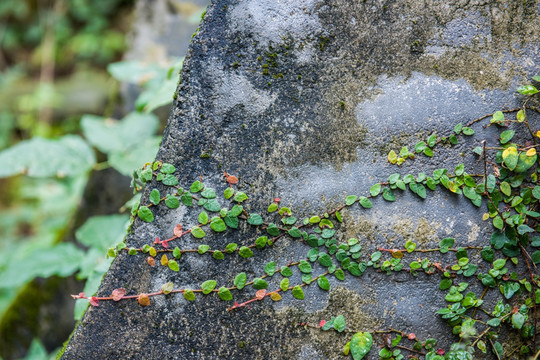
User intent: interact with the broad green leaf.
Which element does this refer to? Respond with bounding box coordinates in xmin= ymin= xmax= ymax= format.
xmin=234 ymin=191 xmax=248 ymax=203
xmin=462 ymin=127 xmax=474 ymax=135
xmin=164 ymin=195 xmax=180 ymax=209
xmin=0 ymin=135 xmax=95 ymax=178
xmin=224 ymin=187 xmax=234 ymax=199
xmin=201 ymin=188 xmax=216 ymax=199
xmin=183 ymin=289 xmax=196 ymax=301
xmin=234 ymin=273 xmax=247 ymax=289
xmin=370 ymin=183 xmax=381 ymax=197
xmin=502 ymin=146 xmax=518 ymax=170
xmin=499 ymin=130 xmax=515 ymax=144
xmin=288 ymin=227 xmax=302 ymax=238
xmin=201 ymin=280 xmax=217 ymax=294
xmin=318 ymin=276 xmax=330 ymax=291
xmin=265 ymin=262 xmax=276 ymax=276
xmin=191 ymin=227 xmax=206 ymax=238
xmin=500 ymin=182 xmax=511 ymax=196
xmin=218 ymin=287 xmax=232 ymax=301
xmin=511 ymin=313 xmax=525 ymax=329
xmin=168 ymin=260 xmax=179 ymax=271
xmin=212 ymin=250 xmax=224 ymax=260
xmin=280 ymin=278 xmax=289 ymax=292
xmin=514 ymin=152 xmax=537 ymax=173
xmin=517 ymin=84 xmax=539 ymax=95
xmin=247 ymin=214 xmax=264 ymax=226
xmin=203 ymin=199 xmax=221 ymax=212
xmin=108 ymin=136 xmax=161 ymax=176
xmin=149 ymin=189 xmax=160 ymax=205
xmin=137 ymin=206 xmax=154 ymax=222
xmin=190 ymin=181 xmax=204 ymax=192
xmin=350 ymin=332 xmax=373 ymax=360
xmin=382 ymin=188 xmax=395 ymax=201
xmin=210 ymin=218 xmax=227 ymax=232
xmin=346 ymin=195 xmax=357 ymax=206
xmin=75 ymin=215 xmax=130 ymax=251
xmin=198 ymin=211 xmax=209 ymax=225
xmin=292 ymin=286 xmax=304 ymax=299
xmin=335 ymin=268 xmax=345 ymax=281
xmin=532 ymin=251 xmax=540 ymax=264
xmin=333 ymin=315 xmax=346 ymax=332
xmin=253 ymin=278 xmax=268 ymax=289
xmin=359 ymin=197 xmax=372 ymax=209
xmin=238 ymin=246 xmax=253 ymax=258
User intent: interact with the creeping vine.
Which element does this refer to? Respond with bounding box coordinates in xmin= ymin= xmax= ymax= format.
xmin=73 ymin=78 xmax=540 ymax=359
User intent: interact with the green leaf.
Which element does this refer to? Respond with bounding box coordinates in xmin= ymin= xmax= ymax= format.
xmin=137 ymin=206 xmax=154 ymax=222
xmin=191 ymin=227 xmax=206 ymax=238
xmin=224 ymin=187 xmax=234 ymax=199
xmin=318 ymin=253 xmax=333 ymax=267
xmin=292 ymin=286 xmax=304 ymax=299
xmin=346 ymin=195 xmax=358 ymax=206
xmin=247 ymin=214 xmax=264 ymax=226
xmin=532 ymin=251 xmax=540 ymax=264
xmin=149 ymin=189 xmax=161 ymax=205
xmin=487 ymin=318 xmax=501 ymax=327
xmin=500 ymin=130 xmax=515 ymax=144
xmin=502 ymin=146 xmax=518 ymax=170
xmin=203 ymin=199 xmax=221 ymax=212
xmin=370 ymin=183 xmax=381 ymax=197
xmin=481 ymin=247 xmax=494 ymax=262
xmin=288 ymin=227 xmax=302 ymax=238
xmin=201 ymin=188 xmax=216 ymax=199
xmin=382 ymin=188 xmax=395 ymax=201
xmin=334 ymin=315 xmax=346 ymax=332
xmin=335 ymin=268 xmax=345 ymax=281
xmin=511 ymin=312 xmax=525 ymax=329
xmin=267 ymin=203 xmax=278 ymax=212
xmin=168 ymin=259 xmax=179 ymax=271
xmin=318 ymin=276 xmax=330 ymax=291
xmin=239 ymin=246 xmax=253 ymax=258
xmin=183 ymin=289 xmax=196 ymax=301
xmin=0 ymin=135 xmax=96 ymax=178
xmin=493 ymin=216 xmax=504 ymax=230
xmin=213 ymin=250 xmax=224 ymax=260
xmin=298 ymin=260 xmax=312 ymax=273
xmin=162 ymin=174 xmax=178 ymax=186
xmin=201 ymin=280 xmax=217 ymax=294
xmin=281 ymin=266 xmax=293 ymax=277
xmin=503 ymin=282 xmax=520 ymax=299
xmin=267 ymin=223 xmax=280 ymax=236
xmin=439 ymin=237 xmax=454 ymax=253
xmin=180 ymin=192 xmax=193 ymax=206
xmin=165 ymin=195 xmax=180 ymax=209
xmin=160 ymin=163 xmax=176 ymax=174
xmin=173 ymin=247 xmax=182 ymax=259
xmin=198 ymin=211 xmax=209 ymax=225
xmin=500 ymin=181 xmax=511 ymax=196
xmin=491 ymin=111 xmax=505 ymax=124
xmin=453 ymin=123 xmax=462 ymax=134
xmin=462 ymin=127 xmax=474 ymax=135
xmin=455 ymin=163 xmax=464 ymax=176
xmin=233 ymin=191 xmax=248 ymax=203
xmin=234 ymin=273 xmax=247 ymax=290
xmin=198 ymin=245 xmax=210 ymax=254
xmin=218 ymin=287 xmax=232 ymax=301
xmin=190 ymin=181 xmax=204 ymax=193
xmin=427 ymin=134 xmax=437 ymax=147
xmin=350 ymin=332 xmax=373 ymax=360
xmin=255 ymin=236 xmax=268 ymax=249
xmin=514 ymin=152 xmax=537 ymax=173
xmin=253 ymin=278 xmax=268 ymax=289
xmin=225 ymin=243 xmax=238 ymax=253
xmin=210 ymin=218 xmax=227 ymax=232
xmin=230 ymin=205 xmax=243 ymax=217
xmin=359 ymin=197 xmax=372 ymax=209
xmin=439 ymin=279 xmax=452 ymax=290
xmin=76 ymin=215 xmax=130 ymax=251
xmin=280 ymin=278 xmax=289 ymax=292
xmin=517 ymin=84 xmax=539 ymax=95
xmin=265 ymin=262 xmax=276 ymax=276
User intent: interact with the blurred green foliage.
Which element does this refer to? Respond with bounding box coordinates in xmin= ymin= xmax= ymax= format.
xmin=0 ymin=0 xmax=185 ymax=358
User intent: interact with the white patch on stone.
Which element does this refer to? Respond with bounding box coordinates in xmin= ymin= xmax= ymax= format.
xmin=205 ymin=58 xmax=277 ymax=116
xmin=229 ymin=0 xmax=322 ymax=47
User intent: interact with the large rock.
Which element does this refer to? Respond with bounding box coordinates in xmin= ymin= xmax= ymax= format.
xmin=62 ymin=0 xmax=539 ymax=359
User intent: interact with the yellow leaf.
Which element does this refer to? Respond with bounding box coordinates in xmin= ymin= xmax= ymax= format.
xmin=526 ymin=148 xmax=536 ymax=157
xmin=537 ymin=130 xmax=540 ymax=138
xmin=160 ymin=254 xmax=168 ymax=266
xmin=387 ymin=150 xmax=397 ymax=164
xmin=137 ymin=294 xmax=150 ymax=306
xmin=391 ymin=250 xmax=404 ymax=259
xmin=482 ymin=213 xmax=489 ymax=221
xmin=270 ymin=292 xmax=282 ymax=301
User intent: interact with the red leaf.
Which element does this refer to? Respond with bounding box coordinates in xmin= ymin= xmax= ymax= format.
xmin=274 ymin=198 xmax=281 ymax=202
xmin=154 ymin=237 xmax=160 ymax=244
xmin=138 ymin=294 xmax=150 ymax=306
xmin=161 ymin=241 xmax=169 ymax=249
xmin=436 ymin=349 xmax=445 ymax=355
xmin=226 ymin=175 xmax=239 ymax=184
xmin=89 ymin=297 xmax=99 ymax=307
xmin=255 ymin=289 xmax=266 ymax=300
xmin=147 ymin=256 xmax=156 ymax=267
xmin=408 ymin=333 xmax=416 ymax=340
xmin=319 ymin=320 xmax=326 ymax=328
xmin=111 ymin=288 xmax=126 ymax=301
xmin=174 ymin=224 xmax=183 ymax=237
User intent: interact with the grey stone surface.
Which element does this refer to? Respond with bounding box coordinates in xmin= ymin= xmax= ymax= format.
xmin=63 ymin=0 xmax=540 ymax=359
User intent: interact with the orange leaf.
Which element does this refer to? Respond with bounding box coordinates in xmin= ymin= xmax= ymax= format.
xmin=227 ymin=175 xmax=238 ymax=184
xmin=160 ymin=254 xmax=168 ymax=266
xmin=111 ymin=288 xmax=126 ymax=301
xmin=147 ymin=256 xmax=155 ymax=267
xmin=255 ymin=289 xmax=267 ymax=300
xmin=174 ymin=224 xmax=183 ymax=237
xmin=137 ymin=294 xmax=150 ymax=306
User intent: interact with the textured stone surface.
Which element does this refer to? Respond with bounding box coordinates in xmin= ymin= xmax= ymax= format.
xmin=63 ymin=0 xmax=540 ymax=359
